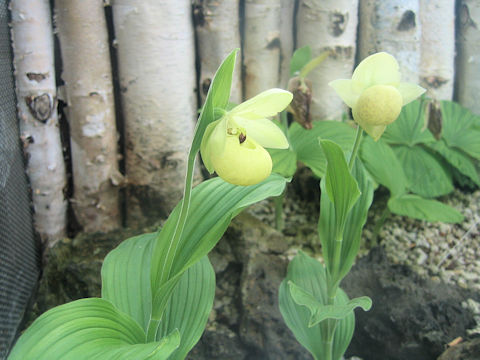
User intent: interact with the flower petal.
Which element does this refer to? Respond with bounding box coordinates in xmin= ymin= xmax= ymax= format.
xmin=230 ymin=88 xmax=293 ymax=118
xmin=328 ymin=79 xmax=360 ymax=108
xmin=361 ymin=123 xmax=387 ymax=141
xmin=233 ymin=117 xmax=289 ymax=149
xmin=200 ymin=118 xmax=225 ymax=173
xmin=352 ymin=52 xmax=401 ymax=87
xmin=397 ymin=82 xmax=426 ymax=105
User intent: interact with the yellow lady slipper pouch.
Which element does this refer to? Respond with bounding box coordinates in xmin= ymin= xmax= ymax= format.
xmin=329 ymin=52 xmax=425 ymax=141
xmin=200 ymin=88 xmax=292 ymax=186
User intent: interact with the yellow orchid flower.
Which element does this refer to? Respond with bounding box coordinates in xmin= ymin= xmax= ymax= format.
xmin=329 ymin=52 xmax=426 ymax=140
xmin=200 ymin=88 xmax=293 ymax=186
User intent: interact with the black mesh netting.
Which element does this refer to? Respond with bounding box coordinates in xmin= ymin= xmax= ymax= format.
xmin=0 ymin=3 xmax=39 ymax=359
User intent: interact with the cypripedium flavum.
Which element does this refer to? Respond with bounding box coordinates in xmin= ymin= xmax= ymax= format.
xmin=200 ymin=88 xmax=293 ymax=186
xmin=329 ymin=52 xmax=426 ymax=141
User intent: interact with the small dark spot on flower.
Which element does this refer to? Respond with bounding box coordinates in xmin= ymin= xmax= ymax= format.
xmin=239 ymin=133 xmax=246 ymax=144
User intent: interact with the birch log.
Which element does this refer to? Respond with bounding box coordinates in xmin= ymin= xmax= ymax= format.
xmin=279 ymin=0 xmax=295 ymax=88
xmin=112 ymin=1 xmax=197 ymax=225
xmin=194 ymin=0 xmax=242 ymax=104
xmin=55 ymin=0 xmax=122 ymax=233
xmin=243 ymin=0 xmax=282 ymax=99
xmin=456 ymin=0 xmax=480 ymax=114
xmin=358 ymin=0 xmax=421 ymax=83
xmin=296 ymin=0 xmax=359 ymax=120
xmin=419 ymin=0 xmax=455 ymax=100
xmin=10 ymin=0 xmax=67 ymax=244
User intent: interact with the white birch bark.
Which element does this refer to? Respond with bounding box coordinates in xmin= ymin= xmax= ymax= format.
xmin=194 ymin=0 xmax=242 ymax=104
xmin=279 ymin=0 xmax=295 ymax=88
xmin=112 ymin=1 xmax=197 ymax=225
xmin=456 ymin=0 xmax=480 ymax=114
xmin=55 ymin=0 xmax=122 ymax=233
xmin=10 ymin=0 xmax=67 ymax=245
xmin=243 ymin=0 xmax=283 ymax=99
xmin=419 ymin=0 xmax=455 ymax=100
xmin=296 ymin=0 xmax=359 ymax=120
xmin=358 ymin=0 xmax=421 ymax=83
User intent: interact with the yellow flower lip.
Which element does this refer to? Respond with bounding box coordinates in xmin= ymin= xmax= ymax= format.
xmin=328 ymin=52 xmax=426 ymax=141
xmin=200 ymin=88 xmax=292 ymax=186
xmin=210 ymin=135 xmax=272 ymax=186
xmin=353 ymin=85 xmax=403 ymax=126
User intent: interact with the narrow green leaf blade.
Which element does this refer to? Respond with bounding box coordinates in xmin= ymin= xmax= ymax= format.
xmin=150 ymin=174 xmax=287 ymax=319
xmin=279 ymin=252 xmax=354 ymax=360
xmin=359 ymin=136 xmax=407 ymax=196
xmin=388 ymin=194 xmax=464 ymax=223
xmin=320 ymin=140 xmax=360 ymax=238
xmin=156 ymin=256 xmax=215 ymax=360
xmin=102 ymin=233 xmax=156 ymax=332
xmin=191 ymin=49 xmax=238 ymax=155
xmin=8 ymin=299 xmax=180 ymax=360
xmin=394 ymin=145 xmax=453 ymax=197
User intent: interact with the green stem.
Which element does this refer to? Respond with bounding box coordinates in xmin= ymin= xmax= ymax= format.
xmin=348 ymin=126 xmax=363 ymax=171
xmin=157 ymin=151 xmax=196 ymax=286
xmin=372 ymin=207 xmax=390 ymax=246
xmin=274 ymin=192 xmax=285 ymax=231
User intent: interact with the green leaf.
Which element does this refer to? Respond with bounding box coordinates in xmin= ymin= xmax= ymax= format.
xmin=426 ymin=140 xmax=480 ymax=186
xmin=290 ymin=46 xmax=311 ymax=76
xmin=290 ymin=121 xmax=356 ymax=178
xmin=191 ymin=49 xmax=238 ymax=156
xmin=8 ymin=299 xmax=180 ymax=360
xmin=289 ymin=281 xmax=372 ymax=327
xmin=382 ymin=100 xmax=435 ymax=146
xmin=150 ymin=174 xmax=287 ymax=320
xmin=102 ymin=236 xmax=215 ymax=359
xmin=388 ymin=194 xmax=464 ymax=223
xmin=156 ymin=256 xmax=215 ymax=360
xmin=320 ymin=140 xmax=360 ymax=240
xmin=440 ymin=100 xmax=480 ymax=159
xmin=279 ymin=252 xmax=354 ymax=360
xmin=394 ymin=145 xmax=453 ymax=197
xmin=359 ymin=136 xmax=407 ymax=197
xmin=269 ymin=147 xmax=297 ymax=177
xmin=102 ymin=233 xmax=156 ymax=332
xmin=318 ymin=159 xmax=374 ymax=282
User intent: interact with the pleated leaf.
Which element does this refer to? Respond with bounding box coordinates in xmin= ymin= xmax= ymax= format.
xmin=289 ymin=121 xmax=356 ymax=178
xmin=156 ymin=256 xmax=215 ymax=360
xmin=102 ymin=233 xmax=156 ymax=332
xmin=269 ymin=147 xmax=297 ymax=178
xmin=440 ymin=100 xmax=480 ymax=159
xmin=289 ymin=281 xmax=371 ymax=327
xmin=318 ymin=159 xmax=373 ymax=282
xmin=393 ymin=145 xmax=453 ymax=197
xmin=388 ymin=194 xmax=464 ymax=223
xmin=279 ymin=252 xmax=355 ymax=360
xmin=150 ymin=174 xmax=287 ymax=320
xmin=382 ymin=100 xmax=435 ymax=146
xmin=8 ymin=298 xmax=180 ymax=360
xmin=359 ymin=136 xmax=407 ymax=197
xmin=427 ymin=140 xmax=480 ymax=186
xmin=320 ymin=140 xmax=360 ymax=242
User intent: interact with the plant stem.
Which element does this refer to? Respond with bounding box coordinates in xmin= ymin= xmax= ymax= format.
xmin=274 ymin=192 xmax=285 ymax=231
xmin=157 ymin=151 xmax=196 ymax=285
xmin=348 ymin=126 xmax=363 ymax=171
